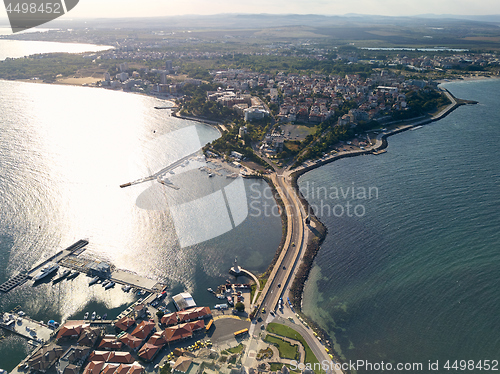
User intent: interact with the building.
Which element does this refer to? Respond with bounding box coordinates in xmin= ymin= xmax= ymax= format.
xmin=172 ymin=292 xmax=196 ymax=311
xmin=133 ymin=304 xmax=147 ymax=320
xmin=165 ymin=60 xmax=173 ymax=72
xmin=238 ymin=126 xmax=247 ymax=138
xmin=160 ymin=72 xmax=168 ymax=85
xmin=230 ymin=151 xmax=243 ymax=160
xmin=172 ymin=357 xmax=193 ymax=374
xmin=244 ymin=107 xmax=269 ymax=121
xmin=27 ymin=344 xmax=64 ymax=372
xmin=86 ymin=262 xmax=111 ymax=277
xmin=119 ymin=63 xmax=128 ymax=72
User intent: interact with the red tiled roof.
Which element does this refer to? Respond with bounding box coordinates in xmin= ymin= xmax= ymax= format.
xmin=172 ymin=356 xmax=192 ymax=374
xmin=127 ymin=363 xmax=144 ymax=374
xmin=83 ymin=361 xmax=105 ymax=374
xmin=98 ymin=338 xmax=123 ymax=351
xmin=130 ymin=320 xmax=155 ymax=340
xmin=175 ymin=310 xmax=195 ymax=323
xmin=119 ymin=333 xmax=143 ymax=349
xmin=114 ymin=317 xmax=136 ymax=332
xmin=107 ymin=352 xmax=134 ymax=364
xmin=115 ymin=364 xmax=131 ymax=374
xmin=101 ymin=363 xmax=119 ymax=374
xmin=146 ymin=332 xmax=166 ymax=347
xmin=162 ymin=323 xmax=192 ymax=343
xmin=89 ymin=351 xmax=111 ymax=362
xmin=138 ymin=343 xmax=161 ymax=361
xmin=57 ymin=322 xmax=88 ymax=339
xmin=160 ymin=312 xmax=178 ymax=326
xmin=188 ymin=319 xmax=205 ymax=331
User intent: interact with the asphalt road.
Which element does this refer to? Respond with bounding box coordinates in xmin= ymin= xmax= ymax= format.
xmin=247 ymin=165 xmax=341 ymax=374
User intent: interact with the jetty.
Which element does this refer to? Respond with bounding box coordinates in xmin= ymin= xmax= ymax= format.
xmin=0 ymin=239 xmax=88 ymax=294
xmin=0 ymin=312 xmax=54 ymax=344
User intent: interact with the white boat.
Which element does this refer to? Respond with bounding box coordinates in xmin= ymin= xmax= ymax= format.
xmin=104 ymin=281 xmax=115 ymax=290
xmin=91 ymin=311 xmax=96 ymax=321
xmin=121 ymin=285 xmax=131 ymax=292
xmin=84 ymin=312 xmax=89 ymax=320
xmin=33 ymin=263 xmax=59 ymax=282
xmin=101 ymin=280 xmax=110 ymax=287
xmin=89 ymin=276 xmax=100 ymax=285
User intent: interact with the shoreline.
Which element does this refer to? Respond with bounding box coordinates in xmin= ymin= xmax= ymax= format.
xmin=289 ymin=86 xmax=468 ymax=180
xmin=0 ymin=74 xmax=480 ymax=369
xmin=283 ymin=83 xmax=475 ymax=367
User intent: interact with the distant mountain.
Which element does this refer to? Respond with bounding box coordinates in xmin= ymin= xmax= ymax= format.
xmin=415 ymin=14 xmax=500 ymax=23
xmin=48 ymin=13 xmax=500 ymax=30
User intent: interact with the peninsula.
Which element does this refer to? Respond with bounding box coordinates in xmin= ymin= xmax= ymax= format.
xmin=0 ymin=13 xmax=495 ymax=374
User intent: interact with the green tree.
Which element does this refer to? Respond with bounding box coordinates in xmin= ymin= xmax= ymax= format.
xmin=235 ymin=302 xmax=245 ymax=312
xmin=160 ymin=364 xmax=172 ymax=374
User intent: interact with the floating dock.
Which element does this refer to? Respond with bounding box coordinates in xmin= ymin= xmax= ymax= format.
xmin=0 ymin=239 xmax=88 ymax=294
xmin=0 ymin=273 xmax=30 ymax=293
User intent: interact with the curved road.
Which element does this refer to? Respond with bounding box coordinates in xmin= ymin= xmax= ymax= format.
xmin=244 ymin=165 xmax=341 ymax=373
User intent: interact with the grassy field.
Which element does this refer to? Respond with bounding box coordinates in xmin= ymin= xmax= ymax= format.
xmin=269 ymin=362 xmax=301 ymax=373
xmin=266 ymin=323 xmax=320 ymax=368
xmin=223 ymin=343 xmax=244 ymax=355
xmin=264 ymin=334 xmax=299 ymax=360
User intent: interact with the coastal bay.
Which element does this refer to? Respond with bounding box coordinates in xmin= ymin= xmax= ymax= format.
xmin=0 ymin=79 xmax=283 ymax=371
xmin=299 ymin=79 xmax=500 ymax=372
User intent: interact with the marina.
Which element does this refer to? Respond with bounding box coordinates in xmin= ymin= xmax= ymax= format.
xmin=0 ymin=311 xmax=54 ymax=345
xmin=0 ymin=240 xmax=88 ymax=294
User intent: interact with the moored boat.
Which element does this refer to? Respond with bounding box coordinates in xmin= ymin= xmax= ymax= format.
xmin=52 ymin=269 xmax=71 ymax=283
xmin=84 ymin=312 xmax=89 ymax=320
xmin=89 ymin=276 xmax=100 ymax=285
xmin=66 ymin=271 xmax=79 ymax=280
xmin=91 ymin=311 xmax=96 ymax=321
xmin=33 ymin=263 xmax=59 ymax=282
xmin=104 ymin=281 xmax=115 ymax=290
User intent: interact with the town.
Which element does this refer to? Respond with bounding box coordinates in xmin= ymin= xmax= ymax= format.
xmin=0 ymin=13 xmax=497 ymax=374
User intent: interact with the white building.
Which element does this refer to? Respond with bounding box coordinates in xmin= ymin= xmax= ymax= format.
xmin=172 ymin=292 xmax=196 ymax=311
xmin=231 ymin=151 xmax=243 ymax=160
xmin=244 ymin=107 xmax=269 ymax=121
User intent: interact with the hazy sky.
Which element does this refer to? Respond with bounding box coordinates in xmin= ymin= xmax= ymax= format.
xmin=1 ymin=0 xmax=499 ymax=21
xmin=66 ymin=0 xmax=499 ymax=18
